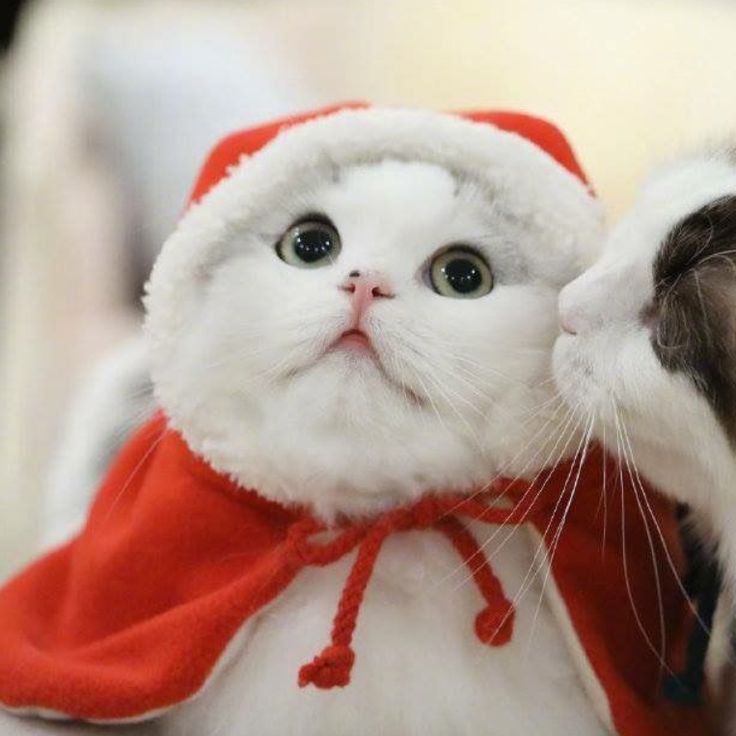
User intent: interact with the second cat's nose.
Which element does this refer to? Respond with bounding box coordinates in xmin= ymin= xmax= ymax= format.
xmin=559 ymin=309 xmax=579 ymax=336
xmin=340 ymin=270 xmax=394 ymax=321
xmin=558 ymin=281 xmax=589 ymax=336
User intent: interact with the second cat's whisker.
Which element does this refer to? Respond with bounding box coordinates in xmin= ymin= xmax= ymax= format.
xmin=524 ymin=413 xmax=595 ymax=658
xmin=432 ymin=395 xmax=579 ymax=548
xmin=499 ymin=410 xmax=591 ymax=617
xmin=440 ymin=403 xmax=588 ymax=595
xmin=611 ymin=401 xmax=675 ymax=680
xmin=617 ymin=406 xmax=714 ymax=643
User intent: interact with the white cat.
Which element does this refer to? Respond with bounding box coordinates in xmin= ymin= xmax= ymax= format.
xmin=2 ymin=107 xmax=613 ymax=735
xmin=144 ymin=107 xmax=604 ymax=735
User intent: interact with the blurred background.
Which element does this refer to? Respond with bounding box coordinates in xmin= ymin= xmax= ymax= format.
xmin=1 ymin=0 xmax=736 ymax=579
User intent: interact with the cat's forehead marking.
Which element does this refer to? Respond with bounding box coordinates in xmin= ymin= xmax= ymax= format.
xmin=652 ymin=194 xmax=736 ymax=444
xmin=311 ymin=160 xmax=525 ymax=270
xmin=320 ymin=154 xmax=492 ymax=202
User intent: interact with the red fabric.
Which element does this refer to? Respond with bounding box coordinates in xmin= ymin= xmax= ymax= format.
xmin=0 ymin=415 xmax=713 ymax=734
xmin=187 ymin=102 xmax=591 ymax=207
xmin=459 ymin=108 xmax=591 ymax=185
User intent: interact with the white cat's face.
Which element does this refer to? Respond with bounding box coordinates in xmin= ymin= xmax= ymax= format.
xmin=145 ymin=110 xmax=602 ymax=520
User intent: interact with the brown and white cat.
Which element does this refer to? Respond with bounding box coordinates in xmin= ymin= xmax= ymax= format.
xmin=553 ymin=149 xmax=736 ymax=729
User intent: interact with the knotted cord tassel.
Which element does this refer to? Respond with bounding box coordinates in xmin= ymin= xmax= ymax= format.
xmin=299 ymin=526 xmax=389 ymax=689
xmin=435 ymin=516 xmax=515 ymax=646
xmin=474 ymin=602 xmax=514 ymax=646
xmin=298 ymin=493 xmax=527 ymax=689
xmin=298 ymin=644 xmax=355 ymax=689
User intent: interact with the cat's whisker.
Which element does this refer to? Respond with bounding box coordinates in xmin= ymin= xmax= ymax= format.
xmin=422 ymin=362 xmax=497 ymax=417
xmin=457 ymin=404 xmax=587 ymax=583
xmin=387 ymin=326 xmax=545 ymax=390
xmin=524 ymin=412 xmax=595 ymax=657
xmin=441 ymin=402 xmax=588 ymax=596
xmin=420 ymin=356 xmax=549 ymax=428
xmin=516 ymin=391 xmax=565 ymax=419
xmin=598 ymin=416 xmax=609 ymax=555
xmin=502 ymin=407 xmax=591 ymax=602
xmin=106 ymin=402 xmax=158 ymax=442
xmin=473 ymin=408 xmax=591 ymax=644
xmin=417 ymin=368 xmax=485 ymax=446
xmin=384 ymin=350 xmax=426 ymax=415
xmin=400 ymin=361 xmax=455 ymax=439
xmin=431 ymin=403 xmax=579 ymax=590
xmin=617 ymin=406 xmax=714 ymax=641
xmin=611 ymin=400 xmax=675 ymax=680
xmin=492 ymin=394 xmax=585 ymax=488
xmin=99 ymin=425 xmax=167 ymax=527
xmin=433 ymin=393 xmax=579 ymax=542
xmin=620 ymin=440 xmax=668 ymax=686
xmin=459 ymin=395 xmax=581 ymax=520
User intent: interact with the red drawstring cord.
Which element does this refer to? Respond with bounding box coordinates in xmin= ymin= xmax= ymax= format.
xmin=298 ymin=524 xmax=390 ymax=688
xmin=293 ymin=492 xmax=530 ymax=689
xmin=434 ymin=517 xmax=514 ymax=646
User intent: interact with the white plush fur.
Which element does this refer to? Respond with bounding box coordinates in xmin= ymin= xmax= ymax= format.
xmin=140 ymin=108 xmax=607 ymax=734
xmin=553 ymin=152 xmax=736 ymax=712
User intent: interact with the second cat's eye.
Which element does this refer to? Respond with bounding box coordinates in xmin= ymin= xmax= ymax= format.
xmin=429 ymin=246 xmax=493 ymax=298
xmin=276 ymin=216 xmax=341 ymax=268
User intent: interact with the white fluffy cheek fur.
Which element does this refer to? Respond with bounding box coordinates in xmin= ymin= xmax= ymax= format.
xmin=553 ymin=330 xmax=658 ymax=422
xmin=156 ymin=238 xmax=562 ymax=519
xmin=553 ymin=328 xmax=731 ymax=508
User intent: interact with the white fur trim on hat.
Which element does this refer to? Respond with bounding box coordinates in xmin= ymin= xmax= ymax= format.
xmin=144 ymin=107 xmax=603 ymax=364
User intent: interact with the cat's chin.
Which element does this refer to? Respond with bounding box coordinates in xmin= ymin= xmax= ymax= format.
xmin=284 ymin=346 xmax=423 ymax=415
xmin=170 ymin=387 xmax=570 ymax=523
xmin=155 ymin=333 xmax=569 ymax=521
xmin=163 ymin=373 xmax=490 ymax=521
xmin=323 ymin=344 xmax=426 ymax=408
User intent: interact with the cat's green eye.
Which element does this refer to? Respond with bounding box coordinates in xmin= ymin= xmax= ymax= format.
xmin=276 ymin=217 xmax=341 ymax=268
xmin=429 ymin=246 xmax=493 ymax=298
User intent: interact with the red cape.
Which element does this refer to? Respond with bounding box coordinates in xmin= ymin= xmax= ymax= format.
xmin=0 ymin=414 xmax=713 ymax=734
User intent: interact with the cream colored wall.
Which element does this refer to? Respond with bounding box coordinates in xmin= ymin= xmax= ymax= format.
xmin=274 ymin=0 xmax=736 ymax=216
xmin=1 ymin=0 xmax=735 ymax=577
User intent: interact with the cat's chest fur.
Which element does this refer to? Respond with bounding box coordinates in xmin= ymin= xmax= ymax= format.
xmin=162 ymin=521 xmax=605 ymax=736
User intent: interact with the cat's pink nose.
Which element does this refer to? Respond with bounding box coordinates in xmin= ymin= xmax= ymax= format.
xmin=340 ymin=270 xmax=394 ymax=323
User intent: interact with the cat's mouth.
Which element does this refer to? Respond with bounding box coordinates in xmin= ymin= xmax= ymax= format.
xmin=335 ymin=328 xmax=372 ymax=352
xmin=325 ymin=328 xmax=425 ymax=407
